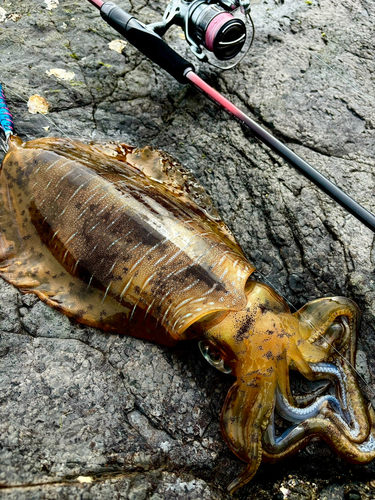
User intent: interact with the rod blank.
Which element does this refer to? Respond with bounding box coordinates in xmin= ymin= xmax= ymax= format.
xmin=90 ymin=0 xmax=375 ymax=233
xmin=186 ymin=71 xmax=375 ymax=233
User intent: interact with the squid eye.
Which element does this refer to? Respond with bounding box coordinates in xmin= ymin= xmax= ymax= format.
xmin=325 ymin=321 xmax=344 ymax=342
xmin=313 ymin=316 xmax=349 ymax=351
xmin=198 ymin=341 xmax=232 ymax=374
xmin=333 ymin=316 xmax=350 ymax=352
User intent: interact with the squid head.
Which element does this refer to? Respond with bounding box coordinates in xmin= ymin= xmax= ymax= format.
xmin=197 ymin=281 xmax=375 ymax=493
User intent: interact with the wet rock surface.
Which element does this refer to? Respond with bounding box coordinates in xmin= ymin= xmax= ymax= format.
xmin=1 ymin=0 xmax=375 ymax=498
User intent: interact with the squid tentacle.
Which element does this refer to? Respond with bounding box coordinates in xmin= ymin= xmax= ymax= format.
xmin=262 ymin=408 xmax=375 ymax=462
xmin=276 ymin=387 xmax=347 ymax=424
xmin=294 ymin=381 xmax=332 ymax=406
xmin=275 ymin=362 xmax=350 ymax=424
xmin=309 ymin=362 xmax=348 ymax=410
xmin=319 ymin=360 xmax=373 ymax=444
xmin=221 ymin=377 xmax=275 ymax=494
xmin=263 ymin=359 xmax=375 ymax=460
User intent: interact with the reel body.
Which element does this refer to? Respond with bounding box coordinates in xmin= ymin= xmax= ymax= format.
xmin=147 ymin=0 xmax=254 ymax=69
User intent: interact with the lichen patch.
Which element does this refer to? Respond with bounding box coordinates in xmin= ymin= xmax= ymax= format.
xmin=0 ymin=7 xmax=7 ymax=22
xmin=44 ymin=0 xmax=59 ymax=10
xmin=46 ymin=68 xmax=75 ymax=81
xmin=108 ymin=39 xmax=127 ymax=54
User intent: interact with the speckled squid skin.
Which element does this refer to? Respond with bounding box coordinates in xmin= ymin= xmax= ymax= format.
xmin=1 ymin=136 xmax=375 ymax=494
xmin=199 ymin=285 xmax=375 ymax=491
xmin=0 ymin=136 xmax=254 ymax=344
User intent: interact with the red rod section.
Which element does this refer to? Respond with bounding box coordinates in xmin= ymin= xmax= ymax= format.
xmin=185 ymin=70 xmax=375 ymax=234
xmin=87 ymin=0 xmax=104 ymax=9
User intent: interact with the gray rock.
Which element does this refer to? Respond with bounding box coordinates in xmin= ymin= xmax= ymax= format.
xmin=1 ymin=0 xmax=375 ymax=498
xmin=320 ymin=484 xmax=344 ymax=500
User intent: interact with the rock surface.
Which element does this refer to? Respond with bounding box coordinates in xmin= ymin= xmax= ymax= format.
xmin=1 ymin=0 xmax=375 ymax=498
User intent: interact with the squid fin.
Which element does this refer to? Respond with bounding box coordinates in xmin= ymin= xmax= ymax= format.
xmin=116 ymin=144 xmax=245 ymax=255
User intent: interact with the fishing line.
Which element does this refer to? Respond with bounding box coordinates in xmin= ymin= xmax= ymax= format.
xmin=202 ymin=4 xmax=375 ymax=395
xmin=2 ymin=79 xmax=372 ymax=402
xmin=1 ymin=84 xmax=85 ymax=143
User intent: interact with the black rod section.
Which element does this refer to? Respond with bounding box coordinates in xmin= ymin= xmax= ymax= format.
xmin=91 ymin=0 xmax=375 ymax=233
xmin=185 ymin=72 xmax=375 ymax=233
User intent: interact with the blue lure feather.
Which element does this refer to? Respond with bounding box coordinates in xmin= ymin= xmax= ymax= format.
xmin=0 ymin=83 xmax=14 ymax=140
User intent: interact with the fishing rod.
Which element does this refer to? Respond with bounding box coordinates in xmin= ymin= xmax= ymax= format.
xmin=85 ymin=0 xmax=375 ymax=234
xmin=85 ymin=0 xmax=375 ymax=235
xmin=1 ymin=0 xmax=373 ymax=234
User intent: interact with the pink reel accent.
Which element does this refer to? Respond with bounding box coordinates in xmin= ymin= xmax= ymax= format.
xmin=205 ymin=12 xmax=233 ymax=51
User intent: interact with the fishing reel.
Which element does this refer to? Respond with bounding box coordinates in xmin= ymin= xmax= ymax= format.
xmin=147 ymin=0 xmax=254 ymax=69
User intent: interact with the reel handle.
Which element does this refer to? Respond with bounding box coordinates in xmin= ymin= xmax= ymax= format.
xmin=100 ymin=2 xmax=194 ymax=83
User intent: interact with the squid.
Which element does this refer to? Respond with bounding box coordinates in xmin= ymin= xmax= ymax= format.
xmin=1 ymin=135 xmax=374 ymax=492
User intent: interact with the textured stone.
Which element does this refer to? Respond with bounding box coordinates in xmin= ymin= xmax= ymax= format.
xmin=1 ymin=0 xmax=375 ymax=498
xmin=320 ymin=484 xmax=344 ymax=500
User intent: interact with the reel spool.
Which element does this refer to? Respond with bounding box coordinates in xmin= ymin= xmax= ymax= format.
xmin=147 ymin=0 xmax=254 ymax=69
